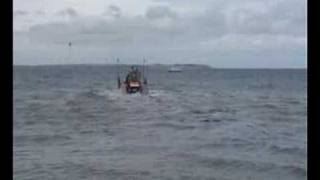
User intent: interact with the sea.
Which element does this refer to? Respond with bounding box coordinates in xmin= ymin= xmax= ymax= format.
xmin=13 ymin=65 xmax=307 ymax=180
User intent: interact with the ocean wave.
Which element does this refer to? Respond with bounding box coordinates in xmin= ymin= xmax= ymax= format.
xmin=248 ymin=83 xmax=275 ymax=90
xmin=199 ymin=157 xmax=306 ymax=177
xmin=167 ymin=153 xmax=306 ymax=178
xmin=191 ymin=107 xmax=237 ymax=115
xmin=150 ymin=122 xmax=196 ymax=130
xmin=269 ymin=145 xmax=306 ymax=156
xmin=199 ymin=117 xmax=237 ymax=123
xmin=14 ymin=66 xmax=307 ymax=180
xmin=15 ymin=134 xmax=72 ymax=145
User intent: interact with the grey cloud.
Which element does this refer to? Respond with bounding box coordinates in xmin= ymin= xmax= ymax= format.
xmin=227 ymin=8 xmax=273 ymax=34
xmin=26 ymin=0 xmax=306 ymax=50
xmin=56 ymin=8 xmax=78 ymax=18
xmin=15 ymin=0 xmax=306 ymax=67
xmin=203 ymin=0 xmax=306 ymax=36
xmin=268 ymin=0 xmax=306 ymax=35
xmin=28 ymin=22 xmax=79 ymax=46
xmin=25 ymin=0 xmax=306 ymax=41
xmin=152 ymin=0 xmax=306 ymax=36
xmin=35 ymin=10 xmax=46 ymax=16
xmin=145 ymin=6 xmax=177 ymax=19
xmin=27 ymin=14 xmax=183 ymax=46
xmin=14 ymin=10 xmax=29 ymax=16
xmin=103 ymin=5 xmax=122 ymax=18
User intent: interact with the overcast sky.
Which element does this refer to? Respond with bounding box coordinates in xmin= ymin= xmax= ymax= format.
xmin=13 ymin=0 xmax=306 ymax=68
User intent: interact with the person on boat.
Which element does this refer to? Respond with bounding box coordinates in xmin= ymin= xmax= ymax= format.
xmin=125 ymin=66 xmax=141 ymax=83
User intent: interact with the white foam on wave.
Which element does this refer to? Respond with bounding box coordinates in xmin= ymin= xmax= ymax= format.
xmin=147 ymin=89 xmax=177 ymax=101
xmin=97 ymin=88 xmax=175 ymax=101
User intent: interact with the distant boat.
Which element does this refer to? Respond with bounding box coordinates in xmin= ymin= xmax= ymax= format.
xmin=168 ymin=66 xmax=182 ymax=72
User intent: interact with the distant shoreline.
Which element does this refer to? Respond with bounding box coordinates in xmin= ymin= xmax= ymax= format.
xmin=13 ymin=64 xmax=307 ymax=70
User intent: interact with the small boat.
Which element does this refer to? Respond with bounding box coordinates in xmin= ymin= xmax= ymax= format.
xmin=168 ymin=66 xmax=182 ymax=72
xmin=124 ymin=80 xmax=143 ymax=94
xmin=116 ymin=59 xmax=148 ymax=94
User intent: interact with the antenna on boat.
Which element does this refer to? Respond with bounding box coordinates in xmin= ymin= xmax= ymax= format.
xmin=143 ymin=58 xmax=148 ymax=85
xmin=117 ymin=58 xmax=121 ymax=89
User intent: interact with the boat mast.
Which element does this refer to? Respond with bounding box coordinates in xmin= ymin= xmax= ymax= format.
xmin=143 ymin=58 xmax=148 ymax=85
xmin=117 ymin=58 xmax=121 ymax=89
xmin=142 ymin=58 xmax=145 ymax=82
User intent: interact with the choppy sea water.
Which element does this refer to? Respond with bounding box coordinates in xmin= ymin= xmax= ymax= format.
xmin=14 ymin=65 xmax=307 ymax=180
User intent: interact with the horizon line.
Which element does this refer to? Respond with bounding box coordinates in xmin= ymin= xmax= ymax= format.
xmin=13 ymin=63 xmax=307 ymax=69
